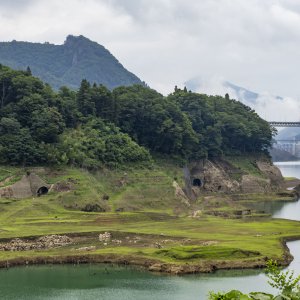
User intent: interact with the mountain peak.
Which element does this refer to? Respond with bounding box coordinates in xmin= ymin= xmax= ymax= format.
xmin=0 ymin=35 xmax=144 ymax=90
xmin=65 ymin=35 xmax=92 ymax=45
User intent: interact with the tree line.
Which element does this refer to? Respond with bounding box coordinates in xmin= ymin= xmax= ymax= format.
xmin=0 ymin=64 xmax=275 ymax=168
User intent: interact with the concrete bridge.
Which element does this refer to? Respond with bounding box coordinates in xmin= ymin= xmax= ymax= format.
xmin=269 ymin=121 xmax=300 ymax=127
xmin=276 ymin=139 xmax=300 ymax=142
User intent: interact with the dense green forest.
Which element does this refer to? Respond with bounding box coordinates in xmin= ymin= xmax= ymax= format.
xmin=0 ymin=64 xmax=274 ymax=168
xmin=0 ymin=35 xmax=143 ymax=90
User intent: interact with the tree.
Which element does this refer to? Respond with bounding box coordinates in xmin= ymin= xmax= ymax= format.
xmin=113 ymin=85 xmax=198 ymax=158
xmin=209 ymin=260 xmax=300 ymax=300
xmin=26 ymin=66 xmax=32 ymax=76
xmin=0 ymin=117 xmax=42 ymax=165
xmin=77 ymin=79 xmax=95 ymax=116
xmin=31 ymin=107 xmax=65 ymax=143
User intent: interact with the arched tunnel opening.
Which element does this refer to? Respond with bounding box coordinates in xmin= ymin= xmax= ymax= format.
xmin=192 ymin=178 xmax=202 ymax=187
xmin=37 ymin=186 xmax=48 ymax=197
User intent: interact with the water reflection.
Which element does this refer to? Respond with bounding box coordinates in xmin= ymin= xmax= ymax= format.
xmin=272 ymin=161 xmax=300 ymax=221
xmin=275 ymin=161 xmax=300 ymax=178
xmin=0 ymin=264 xmax=276 ymax=300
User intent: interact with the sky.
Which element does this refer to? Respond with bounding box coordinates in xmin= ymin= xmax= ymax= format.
xmin=0 ymin=0 xmax=300 ymax=120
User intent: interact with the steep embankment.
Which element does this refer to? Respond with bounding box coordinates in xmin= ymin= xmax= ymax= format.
xmin=184 ymin=156 xmax=284 ymax=198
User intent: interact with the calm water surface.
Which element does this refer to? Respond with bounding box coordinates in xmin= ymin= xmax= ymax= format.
xmin=272 ymin=161 xmax=300 ymax=220
xmin=1 ymin=161 xmax=299 ymax=300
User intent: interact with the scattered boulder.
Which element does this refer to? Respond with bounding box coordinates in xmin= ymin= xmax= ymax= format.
xmin=99 ymin=232 xmax=111 ymax=242
xmin=37 ymin=235 xmax=72 ymax=248
xmin=0 ymin=235 xmax=72 ymax=251
xmin=82 ymin=204 xmax=106 ymax=212
xmin=112 ymin=239 xmax=122 ymax=244
xmin=154 ymin=242 xmax=162 ymax=249
xmin=76 ymin=246 xmax=96 ymax=251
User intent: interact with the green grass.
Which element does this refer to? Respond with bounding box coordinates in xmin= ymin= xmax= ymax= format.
xmin=226 ymin=156 xmax=266 ymax=178
xmin=284 ymin=177 xmax=297 ymax=181
xmin=0 ymin=166 xmax=23 ymax=187
xmin=156 ymin=245 xmax=260 ymax=260
xmin=0 ymin=164 xmax=299 ymax=269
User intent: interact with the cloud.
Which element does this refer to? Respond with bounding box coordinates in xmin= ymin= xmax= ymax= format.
xmin=0 ymin=0 xmax=299 ymax=115
xmin=185 ymin=76 xmax=300 ymax=122
xmin=0 ymin=0 xmax=35 ymax=9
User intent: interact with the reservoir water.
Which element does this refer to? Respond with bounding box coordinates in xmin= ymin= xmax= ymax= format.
xmin=1 ymin=161 xmax=299 ymax=300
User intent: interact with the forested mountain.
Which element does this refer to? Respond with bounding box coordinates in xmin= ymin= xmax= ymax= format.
xmin=0 ymin=35 xmax=143 ymax=90
xmin=0 ymin=65 xmax=274 ymax=167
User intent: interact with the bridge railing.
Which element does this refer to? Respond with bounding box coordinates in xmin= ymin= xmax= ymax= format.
xmin=268 ymin=122 xmax=300 ymax=127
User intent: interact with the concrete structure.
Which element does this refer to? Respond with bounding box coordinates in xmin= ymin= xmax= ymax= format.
xmin=0 ymin=173 xmax=50 ymax=199
xmin=269 ymin=122 xmax=300 ymax=127
xmin=273 ymin=139 xmax=300 ymax=158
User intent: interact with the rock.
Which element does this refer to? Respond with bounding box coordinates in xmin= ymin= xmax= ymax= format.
xmin=256 ymin=160 xmax=284 ymax=188
xmin=0 ymin=235 xmax=72 ymax=251
xmin=192 ymin=210 xmax=202 ymax=218
xmin=172 ymin=181 xmax=190 ymax=206
xmin=76 ymin=246 xmax=96 ymax=251
xmin=154 ymin=242 xmax=162 ymax=249
xmin=99 ymin=232 xmax=111 ymax=242
xmin=240 ymin=175 xmax=269 ymax=193
xmin=37 ymin=235 xmax=72 ymax=248
xmin=112 ymin=239 xmax=122 ymax=244
xmin=148 ymin=263 xmax=163 ymax=272
xmin=184 ymin=158 xmax=283 ymax=198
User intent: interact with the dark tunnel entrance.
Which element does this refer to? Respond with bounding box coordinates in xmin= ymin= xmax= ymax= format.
xmin=192 ymin=178 xmax=202 ymax=187
xmin=37 ymin=186 xmax=48 ymax=197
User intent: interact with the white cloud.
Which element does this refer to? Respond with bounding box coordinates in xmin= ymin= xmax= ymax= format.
xmin=186 ymin=76 xmax=300 ymax=122
xmin=0 ymin=0 xmax=299 ymax=115
xmin=254 ymin=95 xmax=300 ymax=122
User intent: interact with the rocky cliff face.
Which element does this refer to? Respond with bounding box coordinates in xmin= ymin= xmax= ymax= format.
xmin=183 ymin=157 xmax=283 ymax=199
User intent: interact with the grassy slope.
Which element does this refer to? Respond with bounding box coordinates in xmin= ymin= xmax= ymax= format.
xmin=0 ymin=162 xmax=299 ymax=270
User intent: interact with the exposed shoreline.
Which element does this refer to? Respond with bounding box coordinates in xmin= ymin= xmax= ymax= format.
xmin=0 ymin=163 xmax=298 ymax=275
xmin=0 ymin=236 xmax=298 ymax=275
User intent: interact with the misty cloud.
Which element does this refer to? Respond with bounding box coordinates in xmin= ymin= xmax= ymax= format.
xmin=0 ymin=0 xmax=299 ymax=121
xmin=185 ymin=76 xmax=300 ymax=122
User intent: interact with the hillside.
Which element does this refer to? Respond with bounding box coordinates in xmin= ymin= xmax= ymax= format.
xmin=0 ymin=64 xmax=298 ymax=274
xmin=0 ymin=158 xmax=297 ymax=274
xmin=0 ymin=65 xmax=273 ymax=167
xmin=0 ymin=35 xmax=143 ymax=90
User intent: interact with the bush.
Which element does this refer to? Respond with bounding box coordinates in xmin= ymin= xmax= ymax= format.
xmin=209 ymin=260 xmax=300 ymax=299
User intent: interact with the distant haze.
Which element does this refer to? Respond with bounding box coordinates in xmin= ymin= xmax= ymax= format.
xmin=0 ymin=0 xmax=300 ymax=120
xmin=185 ymin=76 xmax=300 ymax=122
